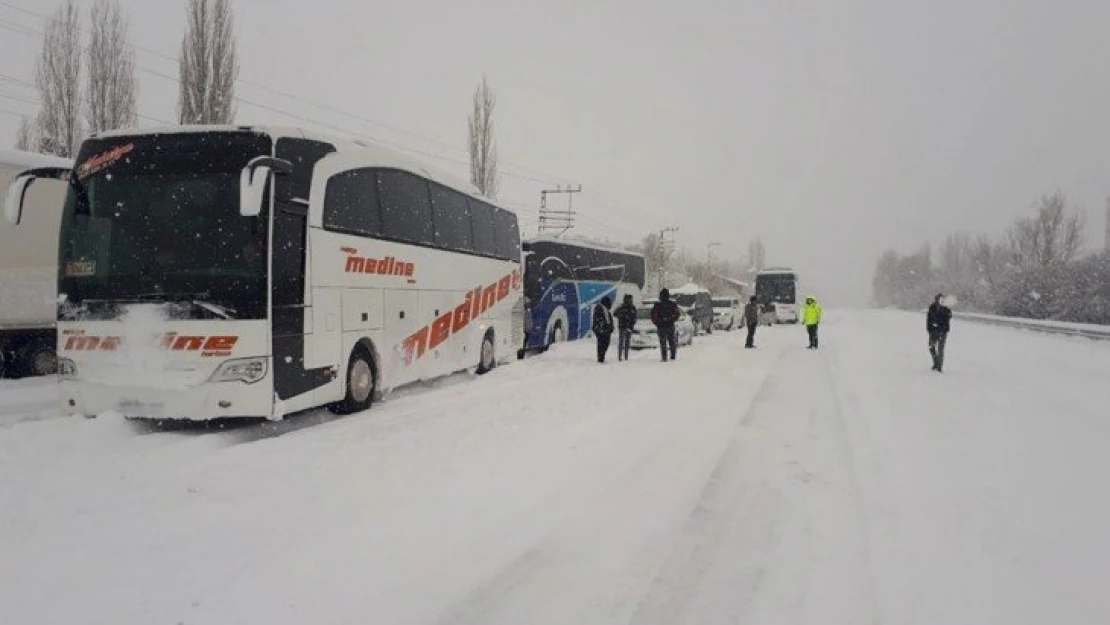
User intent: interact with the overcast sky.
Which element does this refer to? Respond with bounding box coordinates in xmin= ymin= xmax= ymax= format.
xmin=3 ymin=0 xmax=1110 ymax=305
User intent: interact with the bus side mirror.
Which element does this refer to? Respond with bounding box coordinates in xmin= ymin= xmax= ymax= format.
xmin=4 ymin=175 xmax=34 ymax=225
xmin=239 ymin=157 xmax=292 ymax=217
xmin=3 ymin=167 xmax=70 ymax=226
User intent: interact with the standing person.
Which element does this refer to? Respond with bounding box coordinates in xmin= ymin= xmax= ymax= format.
xmin=803 ymin=295 xmax=822 ymax=349
xmin=651 ymin=288 xmax=681 ymax=362
xmin=614 ymin=293 xmax=638 ymax=362
xmin=592 ymin=296 xmax=615 ymax=363
xmin=743 ymin=295 xmax=760 ymax=348
xmin=927 ymin=293 xmax=952 ymax=372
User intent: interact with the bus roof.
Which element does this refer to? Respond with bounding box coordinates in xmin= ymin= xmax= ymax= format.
xmin=0 ymin=149 xmax=73 ymax=170
xmin=524 ymin=236 xmax=644 ymax=258
xmin=757 ymin=268 xmax=796 ymax=276
xmin=671 ymin=283 xmax=709 ymax=295
xmin=90 ymin=125 xmax=504 ymax=214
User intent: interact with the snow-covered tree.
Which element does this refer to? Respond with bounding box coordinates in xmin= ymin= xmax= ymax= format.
xmin=178 ymin=0 xmax=238 ymax=125
xmin=87 ymin=0 xmax=138 ymax=134
xmin=34 ymin=0 xmax=82 ymax=157
xmin=467 ymin=76 xmax=499 ymax=199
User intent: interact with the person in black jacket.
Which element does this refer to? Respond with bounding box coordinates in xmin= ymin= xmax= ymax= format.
xmin=927 ymin=293 xmax=952 ymax=372
xmin=743 ymin=295 xmax=760 ymax=348
xmin=651 ymin=289 xmax=681 ymax=362
xmin=592 ymin=296 xmax=615 ymax=363
xmin=613 ymin=293 xmax=638 ymax=362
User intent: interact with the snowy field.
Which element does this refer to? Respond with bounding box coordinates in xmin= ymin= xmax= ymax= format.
xmin=2 ymin=309 xmax=1110 ymax=625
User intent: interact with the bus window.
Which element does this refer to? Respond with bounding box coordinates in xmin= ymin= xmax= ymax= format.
xmin=494 ymin=208 xmax=520 ymax=261
xmin=323 ymin=168 xmax=381 ymax=236
xmin=378 ymin=169 xmax=435 ymax=246
xmin=469 ymin=199 xmax=497 ymax=257
xmin=430 ymin=184 xmax=473 ymax=252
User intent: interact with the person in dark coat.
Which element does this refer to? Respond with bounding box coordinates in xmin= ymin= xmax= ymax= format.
xmin=927 ymin=293 xmax=952 ymax=372
xmin=613 ymin=293 xmax=638 ymax=362
xmin=743 ymin=295 xmax=760 ymax=348
xmin=650 ymin=288 xmax=681 ymax=362
xmin=592 ymin=296 xmax=615 ymax=363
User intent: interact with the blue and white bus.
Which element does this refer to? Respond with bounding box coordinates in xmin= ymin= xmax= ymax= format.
xmin=521 ymin=238 xmax=645 ymax=352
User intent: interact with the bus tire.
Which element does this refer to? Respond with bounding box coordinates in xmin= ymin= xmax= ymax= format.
xmin=477 ymin=332 xmax=496 ymax=375
xmin=329 ymin=347 xmax=375 ymax=415
xmin=21 ymin=341 xmax=57 ymax=377
xmin=548 ymin=321 xmax=565 ymax=345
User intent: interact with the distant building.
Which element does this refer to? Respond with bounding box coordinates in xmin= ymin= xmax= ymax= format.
xmin=706 ymin=274 xmax=748 ymax=297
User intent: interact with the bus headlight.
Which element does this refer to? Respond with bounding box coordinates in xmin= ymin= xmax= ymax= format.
xmin=57 ymin=357 xmax=77 ymax=379
xmin=209 ymin=357 xmax=267 ymax=384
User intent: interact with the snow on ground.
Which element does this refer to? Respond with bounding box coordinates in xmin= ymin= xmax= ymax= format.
xmin=2 ymin=310 xmax=1109 ymax=624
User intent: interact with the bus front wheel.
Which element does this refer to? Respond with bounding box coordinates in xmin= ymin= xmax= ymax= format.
xmin=330 ymin=347 xmax=376 ymax=415
xmin=477 ymin=332 xmax=496 ymax=375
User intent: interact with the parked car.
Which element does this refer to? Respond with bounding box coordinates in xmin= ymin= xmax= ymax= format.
xmin=712 ymin=297 xmax=741 ymax=331
xmin=630 ymin=302 xmax=695 ymax=350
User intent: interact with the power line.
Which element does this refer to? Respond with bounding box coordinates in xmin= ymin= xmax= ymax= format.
xmin=0 ymin=107 xmax=30 ymax=119
xmin=0 ymin=0 xmax=565 ymax=186
xmin=0 ymin=0 xmax=666 ymax=241
xmin=0 ymin=90 xmax=40 ymax=107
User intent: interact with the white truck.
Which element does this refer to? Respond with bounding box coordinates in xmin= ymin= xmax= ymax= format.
xmin=0 ymin=149 xmax=72 ymax=378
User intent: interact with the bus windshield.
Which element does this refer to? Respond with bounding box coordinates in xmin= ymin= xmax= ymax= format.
xmin=756 ymin=274 xmax=796 ymax=304
xmin=712 ymin=299 xmax=732 ymax=308
xmin=674 ymin=293 xmax=697 ymax=307
xmin=58 ymin=132 xmax=272 ymax=319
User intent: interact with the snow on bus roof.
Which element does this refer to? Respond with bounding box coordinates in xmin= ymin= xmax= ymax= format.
xmin=671 ymin=283 xmax=709 ymax=294
xmin=0 ymin=149 xmax=73 ymax=170
xmin=757 ymin=268 xmax=796 ymax=275
xmin=91 ymin=125 xmax=505 ymax=214
xmin=525 ymin=235 xmax=644 ymax=258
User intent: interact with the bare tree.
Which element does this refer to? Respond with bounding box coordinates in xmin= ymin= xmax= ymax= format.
xmin=939 ymin=232 xmax=973 ymax=277
xmin=87 ymin=0 xmax=137 ymax=134
xmin=1007 ymin=191 xmax=1085 ymax=267
xmin=467 ymin=76 xmax=499 ymax=199
xmin=34 ymin=0 xmax=82 ymax=157
xmin=14 ymin=116 xmax=36 ymax=151
xmin=178 ymin=0 xmax=238 ymax=125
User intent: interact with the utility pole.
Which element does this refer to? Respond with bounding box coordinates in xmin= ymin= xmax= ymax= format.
xmin=657 ymin=226 xmax=679 ymax=292
xmin=538 ymin=184 xmax=582 ymax=237
xmin=707 ymin=241 xmax=721 ymax=265
xmin=1105 ymin=196 xmax=1110 ymax=253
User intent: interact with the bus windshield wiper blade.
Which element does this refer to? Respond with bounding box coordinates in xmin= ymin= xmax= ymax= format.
xmin=192 ymin=300 xmax=237 ymax=319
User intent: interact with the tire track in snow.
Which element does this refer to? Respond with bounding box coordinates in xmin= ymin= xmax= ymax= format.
xmin=624 ymin=350 xmax=791 ymax=624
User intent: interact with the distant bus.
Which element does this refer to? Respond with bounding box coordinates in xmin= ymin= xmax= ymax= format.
xmin=521 ymin=238 xmax=645 ymax=351
xmin=755 ymin=268 xmax=799 ymax=323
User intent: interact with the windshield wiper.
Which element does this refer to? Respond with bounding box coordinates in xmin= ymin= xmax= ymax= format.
xmin=192 ymin=300 xmax=237 ymax=319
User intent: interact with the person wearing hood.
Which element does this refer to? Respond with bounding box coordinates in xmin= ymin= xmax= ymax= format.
xmin=651 ymin=288 xmax=681 ymax=362
xmin=613 ymin=293 xmax=638 ymax=362
xmin=927 ymin=293 xmax=952 ymax=372
xmin=803 ymin=295 xmax=822 ymax=349
xmin=592 ymin=296 xmax=615 ymax=363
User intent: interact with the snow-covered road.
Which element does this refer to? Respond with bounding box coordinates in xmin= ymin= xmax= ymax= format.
xmin=2 ymin=310 xmax=1109 ymax=625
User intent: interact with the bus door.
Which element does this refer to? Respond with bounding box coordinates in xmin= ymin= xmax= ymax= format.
xmin=272 ymin=138 xmax=336 ymax=401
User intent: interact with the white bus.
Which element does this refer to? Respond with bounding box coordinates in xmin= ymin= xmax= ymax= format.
xmin=4 ymin=126 xmax=523 ymax=420
xmin=754 ymin=268 xmax=799 ymax=323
